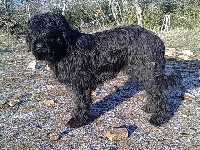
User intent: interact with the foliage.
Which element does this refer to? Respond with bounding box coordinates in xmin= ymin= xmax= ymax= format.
xmin=143 ymin=6 xmax=164 ymax=30
xmin=120 ymin=5 xmax=137 ymax=26
xmin=0 ymin=0 xmax=199 ymax=35
xmin=171 ymin=2 xmax=200 ymax=29
xmin=159 ymin=1 xmax=177 ymax=14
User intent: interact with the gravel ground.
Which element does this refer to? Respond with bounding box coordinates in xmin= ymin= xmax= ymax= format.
xmin=0 ymin=41 xmax=199 ymax=149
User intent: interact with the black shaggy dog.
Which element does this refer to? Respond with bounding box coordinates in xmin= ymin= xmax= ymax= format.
xmin=26 ymin=12 xmax=179 ymax=128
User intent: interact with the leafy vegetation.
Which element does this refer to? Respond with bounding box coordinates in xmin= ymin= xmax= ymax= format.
xmin=0 ymin=0 xmax=199 ymax=31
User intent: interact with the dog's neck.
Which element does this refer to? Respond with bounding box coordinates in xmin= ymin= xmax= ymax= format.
xmin=63 ymin=28 xmax=82 ymax=45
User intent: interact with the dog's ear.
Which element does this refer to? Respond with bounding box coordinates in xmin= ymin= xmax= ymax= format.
xmin=76 ymin=34 xmax=95 ymax=50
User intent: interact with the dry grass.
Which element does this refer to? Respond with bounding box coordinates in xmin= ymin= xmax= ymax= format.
xmin=159 ymin=28 xmax=200 ymax=59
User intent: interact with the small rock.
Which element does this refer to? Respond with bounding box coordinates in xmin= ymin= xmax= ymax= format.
xmin=135 ymin=91 xmax=147 ymax=101
xmin=43 ymin=100 xmax=55 ymax=106
xmin=184 ymin=93 xmax=196 ymax=101
xmin=182 ymin=114 xmax=189 ymax=118
xmin=49 ymin=133 xmax=59 ymax=141
xmin=46 ymin=65 xmax=50 ymax=71
xmin=111 ymin=86 xmax=118 ymax=92
xmin=91 ymin=91 xmax=96 ymax=97
xmin=0 ymin=99 xmax=7 ymax=106
xmin=27 ymin=60 xmax=36 ymax=70
xmin=8 ymin=100 xmax=19 ymax=107
xmin=181 ymin=50 xmax=193 ymax=56
xmin=177 ymin=55 xmax=190 ymax=60
xmin=105 ymin=127 xmax=128 ymax=141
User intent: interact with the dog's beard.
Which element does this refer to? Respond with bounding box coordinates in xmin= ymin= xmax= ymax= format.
xmin=33 ymin=48 xmax=49 ymax=60
xmin=32 ymin=42 xmax=50 ymax=60
xmin=31 ymin=39 xmax=66 ymax=61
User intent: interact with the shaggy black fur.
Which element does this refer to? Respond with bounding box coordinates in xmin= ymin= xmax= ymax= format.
xmin=26 ymin=12 xmax=180 ymax=128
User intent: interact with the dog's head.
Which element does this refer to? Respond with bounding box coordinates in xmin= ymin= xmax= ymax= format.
xmin=26 ymin=12 xmax=76 ymax=61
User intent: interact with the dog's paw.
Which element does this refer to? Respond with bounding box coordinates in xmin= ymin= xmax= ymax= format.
xmin=149 ymin=113 xmax=170 ymax=126
xmin=67 ymin=117 xmax=87 ymax=128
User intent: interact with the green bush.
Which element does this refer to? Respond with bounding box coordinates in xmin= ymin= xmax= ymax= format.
xmin=171 ymin=3 xmax=200 ymax=29
xmin=59 ymin=1 xmax=113 ymax=28
xmin=143 ymin=8 xmax=164 ymax=30
xmin=1 ymin=0 xmax=200 ymax=35
xmin=120 ymin=7 xmax=137 ymax=26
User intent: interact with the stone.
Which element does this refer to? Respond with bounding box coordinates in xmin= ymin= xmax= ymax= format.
xmin=184 ymin=93 xmax=196 ymax=101
xmin=181 ymin=50 xmax=193 ymax=56
xmin=8 ymin=100 xmax=19 ymax=107
xmin=46 ymin=64 xmax=51 ymax=71
xmin=49 ymin=133 xmax=59 ymax=141
xmin=43 ymin=100 xmax=55 ymax=106
xmin=182 ymin=115 xmax=188 ymax=118
xmin=105 ymin=127 xmax=128 ymax=141
xmin=110 ymin=86 xmax=119 ymax=92
xmin=27 ymin=60 xmax=36 ymax=70
xmin=91 ymin=91 xmax=97 ymax=97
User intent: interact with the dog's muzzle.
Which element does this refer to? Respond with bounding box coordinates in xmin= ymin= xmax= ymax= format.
xmin=32 ymin=43 xmax=49 ymax=60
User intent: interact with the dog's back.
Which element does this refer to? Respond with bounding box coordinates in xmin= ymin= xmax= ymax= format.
xmin=80 ymin=25 xmax=165 ymax=75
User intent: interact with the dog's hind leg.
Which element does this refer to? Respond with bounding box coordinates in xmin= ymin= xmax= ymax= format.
xmin=128 ymin=61 xmax=170 ymax=126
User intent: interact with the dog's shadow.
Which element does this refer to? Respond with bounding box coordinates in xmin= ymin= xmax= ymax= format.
xmin=165 ymin=59 xmax=200 ymax=113
xmin=90 ymin=78 xmax=141 ymax=118
xmin=88 ymin=59 xmax=200 ymax=128
xmin=60 ymin=59 xmax=199 ymax=137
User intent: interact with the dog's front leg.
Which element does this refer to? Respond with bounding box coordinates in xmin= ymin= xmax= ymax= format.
xmin=67 ymin=87 xmax=92 ymax=128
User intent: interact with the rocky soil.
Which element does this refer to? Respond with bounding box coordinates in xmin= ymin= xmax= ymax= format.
xmin=0 ymin=39 xmax=199 ymax=149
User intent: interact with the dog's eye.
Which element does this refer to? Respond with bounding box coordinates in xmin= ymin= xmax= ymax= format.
xmin=35 ymin=43 xmax=47 ymax=49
